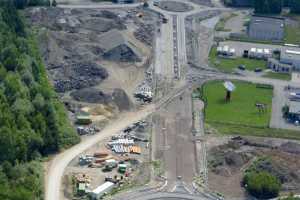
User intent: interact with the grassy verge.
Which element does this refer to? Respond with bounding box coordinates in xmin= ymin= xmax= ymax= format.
xmin=228 ymin=37 xmax=283 ymax=45
xmin=209 ymin=47 xmax=267 ymax=72
xmin=263 ymin=71 xmax=291 ymax=81
xmin=284 ymin=14 xmax=300 ymax=45
xmin=208 ymin=122 xmax=300 ymax=140
xmin=215 ymin=13 xmax=238 ymax=32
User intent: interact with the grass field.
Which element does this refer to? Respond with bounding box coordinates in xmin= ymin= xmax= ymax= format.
xmin=201 ymin=80 xmax=300 ymax=140
xmin=209 ymin=47 xmax=267 ymax=72
xmin=202 ymin=81 xmax=273 ymax=127
xmin=263 ymin=71 xmax=291 ymax=81
xmin=284 ymin=15 xmax=300 ymax=45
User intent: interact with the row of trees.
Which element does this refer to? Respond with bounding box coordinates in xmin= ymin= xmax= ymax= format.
xmin=254 ymin=0 xmax=300 ymax=14
xmin=224 ymin=0 xmax=300 ymax=14
xmin=0 ymin=1 xmax=79 ymax=199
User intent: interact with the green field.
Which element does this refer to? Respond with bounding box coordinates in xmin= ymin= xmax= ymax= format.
xmin=284 ymin=15 xmax=300 ymax=45
xmin=209 ymin=47 xmax=267 ymax=72
xmin=201 ymin=80 xmax=300 ymax=140
xmin=202 ymin=81 xmax=273 ymax=127
xmin=263 ymin=71 xmax=291 ymax=81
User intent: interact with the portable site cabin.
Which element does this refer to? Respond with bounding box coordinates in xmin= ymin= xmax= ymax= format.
xmin=76 ymin=114 xmax=92 ymax=125
xmin=90 ymin=181 xmax=115 ymax=200
xmin=118 ymin=164 xmax=127 ymax=173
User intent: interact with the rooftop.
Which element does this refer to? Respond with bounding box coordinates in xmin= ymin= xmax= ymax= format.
xmin=281 ymin=49 xmax=300 ymax=60
xmin=249 ymin=15 xmax=284 ymax=32
xmin=92 ymin=181 xmax=114 ymax=194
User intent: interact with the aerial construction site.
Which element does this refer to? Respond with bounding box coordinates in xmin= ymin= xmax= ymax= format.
xmin=23 ymin=0 xmax=300 ymax=200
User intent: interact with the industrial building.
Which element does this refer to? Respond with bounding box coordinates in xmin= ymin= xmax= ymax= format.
xmin=267 ymin=49 xmax=300 ymax=73
xmin=280 ymin=50 xmax=300 ymax=70
xmin=217 ymin=45 xmax=236 ymax=57
xmin=267 ymin=58 xmax=292 ymax=73
xmin=248 ymin=16 xmax=285 ymax=41
xmin=248 ymin=48 xmax=272 ymax=59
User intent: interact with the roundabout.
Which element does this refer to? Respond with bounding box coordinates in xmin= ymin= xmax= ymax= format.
xmin=156 ymin=1 xmax=194 ymax=13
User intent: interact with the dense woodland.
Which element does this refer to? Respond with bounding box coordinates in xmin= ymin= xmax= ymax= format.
xmin=224 ymin=0 xmax=300 ymax=14
xmin=0 ymin=1 xmax=79 ymax=199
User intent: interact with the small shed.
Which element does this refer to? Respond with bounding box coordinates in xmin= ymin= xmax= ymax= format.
xmin=90 ymin=181 xmax=115 ymax=200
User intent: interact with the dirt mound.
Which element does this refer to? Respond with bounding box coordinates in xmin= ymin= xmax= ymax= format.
xmin=70 ymin=88 xmax=132 ymax=111
xmin=112 ymin=88 xmax=132 ymax=111
xmin=280 ymin=142 xmax=300 ymax=154
xmin=208 ymin=137 xmax=300 ymax=197
xmin=70 ymin=88 xmax=111 ymax=104
xmin=53 ymin=62 xmax=108 ymax=93
xmin=224 ymin=151 xmax=246 ymax=168
xmin=134 ymin=23 xmax=155 ymax=46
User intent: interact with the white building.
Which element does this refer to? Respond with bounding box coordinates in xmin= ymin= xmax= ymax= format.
xmin=280 ymin=50 xmax=300 ymax=70
xmin=217 ymin=45 xmax=236 ymax=57
xmin=90 ymin=181 xmax=115 ymax=200
xmin=249 ymin=48 xmax=271 ymax=59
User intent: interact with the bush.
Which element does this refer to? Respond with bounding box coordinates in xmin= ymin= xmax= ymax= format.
xmin=244 ymin=171 xmax=281 ymax=199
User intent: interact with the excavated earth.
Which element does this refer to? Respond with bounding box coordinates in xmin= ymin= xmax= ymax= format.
xmin=26 ymin=7 xmax=158 ymax=112
xmin=207 ymin=136 xmax=300 ymax=198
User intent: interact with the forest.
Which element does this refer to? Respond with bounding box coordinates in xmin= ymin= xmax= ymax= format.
xmin=224 ymin=0 xmax=300 ymax=14
xmin=0 ymin=1 xmax=79 ymax=199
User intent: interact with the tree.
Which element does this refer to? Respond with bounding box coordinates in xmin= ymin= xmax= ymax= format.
xmin=254 ymin=0 xmax=282 ymax=14
xmin=52 ymin=0 xmax=57 ymax=7
xmin=13 ymin=0 xmax=28 ymax=9
xmin=290 ymin=0 xmax=300 ymax=13
xmin=244 ymin=171 xmax=281 ymax=199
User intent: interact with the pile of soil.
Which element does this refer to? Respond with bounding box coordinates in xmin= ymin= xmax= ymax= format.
xmin=208 ymin=136 xmax=300 ymax=195
xmin=112 ymin=88 xmax=132 ymax=111
xmin=52 ymin=62 xmax=108 ymax=93
xmin=134 ymin=23 xmax=155 ymax=46
xmin=70 ymin=88 xmax=111 ymax=104
xmin=70 ymin=88 xmax=132 ymax=111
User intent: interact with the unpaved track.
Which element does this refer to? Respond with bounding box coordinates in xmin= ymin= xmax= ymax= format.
xmin=45 ymin=104 xmax=155 ymax=200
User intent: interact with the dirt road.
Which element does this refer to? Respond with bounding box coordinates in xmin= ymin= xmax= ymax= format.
xmin=45 ymin=104 xmax=155 ymax=200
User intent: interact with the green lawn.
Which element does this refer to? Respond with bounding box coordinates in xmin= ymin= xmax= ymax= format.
xmin=209 ymin=47 xmax=267 ymax=72
xmin=285 ymin=26 xmax=300 ymax=45
xmin=208 ymin=122 xmax=300 ymax=141
xmin=203 ymin=81 xmax=273 ymax=127
xmin=201 ymin=80 xmax=300 ymax=140
xmin=263 ymin=71 xmax=291 ymax=81
xmin=284 ymin=15 xmax=300 ymax=45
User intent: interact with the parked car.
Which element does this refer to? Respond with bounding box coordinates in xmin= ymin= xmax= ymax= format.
xmin=238 ymin=65 xmax=246 ymax=70
xmin=254 ymin=68 xmax=263 ymax=72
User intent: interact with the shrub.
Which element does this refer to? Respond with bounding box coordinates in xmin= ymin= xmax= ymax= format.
xmin=244 ymin=171 xmax=281 ymax=199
